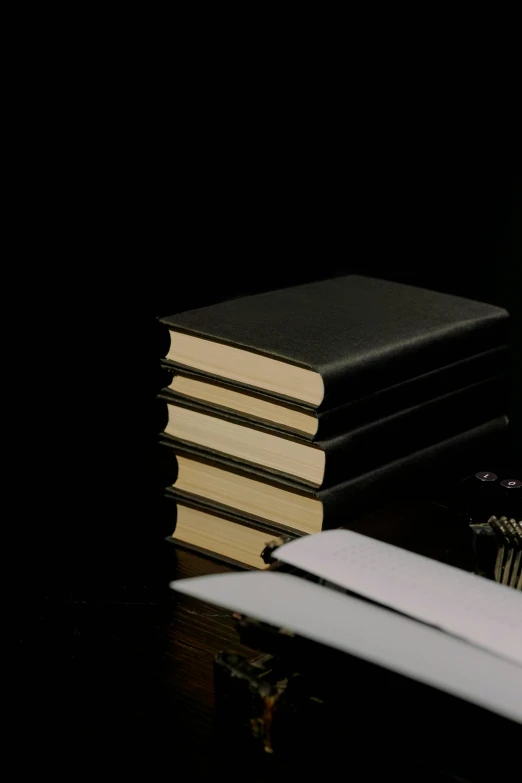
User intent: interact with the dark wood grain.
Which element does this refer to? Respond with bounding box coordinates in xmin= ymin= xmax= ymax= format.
xmin=26 ymin=545 xmax=258 ymax=774
xmin=23 ymin=472 xmax=517 ymax=778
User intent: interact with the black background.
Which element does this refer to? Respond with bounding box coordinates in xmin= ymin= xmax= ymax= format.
xmin=36 ymin=157 xmax=521 ymax=595
xmin=20 ymin=103 xmax=520 ymax=771
xmin=16 ymin=33 xmax=521 ymax=605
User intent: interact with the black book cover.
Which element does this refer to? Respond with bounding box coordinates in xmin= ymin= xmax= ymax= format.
xmin=159 ymin=375 xmax=506 ymax=488
xmin=162 ymin=346 xmax=508 ymax=439
xmin=160 ymin=275 xmax=508 ymax=409
xmin=159 ymin=416 xmax=509 ymax=531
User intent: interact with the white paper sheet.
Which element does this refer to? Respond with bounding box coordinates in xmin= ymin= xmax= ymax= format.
xmin=171 ymin=571 xmax=522 ymax=723
xmin=275 ymin=530 xmax=522 ymax=667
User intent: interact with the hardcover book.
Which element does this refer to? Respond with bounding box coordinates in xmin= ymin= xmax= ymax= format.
xmin=161 ymin=416 xmax=509 ymax=535
xmin=160 ymin=275 xmax=508 ymax=409
xmin=160 ymin=377 xmax=505 ymax=487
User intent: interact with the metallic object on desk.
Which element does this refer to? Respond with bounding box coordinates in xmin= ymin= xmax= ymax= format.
xmin=511 ymin=520 xmax=522 ymax=589
xmin=502 ymin=519 xmax=517 ymax=586
xmin=490 ymin=516 xmax=509 ymax=583
xmin=486 ymin=516 xmax=522 ymax=589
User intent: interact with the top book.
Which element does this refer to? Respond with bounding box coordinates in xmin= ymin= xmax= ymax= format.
xmin=160 ymin=276 xmax=508 ymax=409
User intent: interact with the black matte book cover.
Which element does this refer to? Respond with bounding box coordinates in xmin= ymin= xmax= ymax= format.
xmin=160 ymin=275 xmax=508 ymax=409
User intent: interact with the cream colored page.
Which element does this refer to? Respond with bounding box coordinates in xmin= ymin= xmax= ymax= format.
xmin=276 ymin=530 xmax=522 ymax=667
xmin=175 ymin=457 xmax=323 ymax=534
xmin=165 ymin=404 xmax=325 ymax=486
xmin=172 ymin=571 xmax=522 ymax=724
xmin=169 ymin=375 xmax=318 ymax=436
xmin=167 ymin=330 xmax=324 ymax=405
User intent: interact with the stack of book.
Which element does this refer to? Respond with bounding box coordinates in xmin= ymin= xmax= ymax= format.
xmin=157 ymin=276 xmax=510 ymax=569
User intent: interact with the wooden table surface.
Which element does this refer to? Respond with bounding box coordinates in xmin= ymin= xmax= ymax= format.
xmin=24 ymin=491 xmax=484 ymax=778
xmin=28 ymin=544 xmax=254 ymax=775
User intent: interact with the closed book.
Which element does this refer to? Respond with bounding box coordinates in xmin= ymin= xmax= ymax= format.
xmin=163 ymin=346 xmax=508 ymax=439
xmin=159 ymin=275 xmax=508 ymax=410
xmin=160 ymin=416 xmax=509 ymax=535
xmin=159 ymin=375 xmax=505 ymax=488
xmin=166 ymin=494 xmax=296 ymax=570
